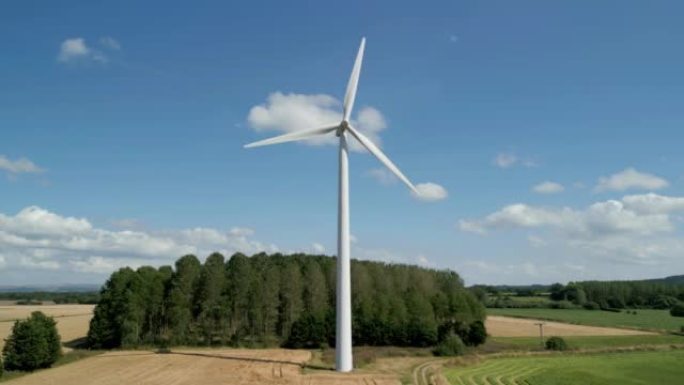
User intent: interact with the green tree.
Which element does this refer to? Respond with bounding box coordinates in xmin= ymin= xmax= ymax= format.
xmin=196 ymin=253 xmax=228 ymax=344
xmin=167 ymin=254 xmax=202 ymax=344
xmin=278 ymin=260 xmax=303 ymax=338
xmin=3 ymin=311 xmax=61 ymax=371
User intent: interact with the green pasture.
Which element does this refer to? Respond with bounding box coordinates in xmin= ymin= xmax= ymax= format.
xmin=445 ymin=349 xmax=684 ymax=385
xmin=488 ymin=308 xmax=683 ymax=332
xmin=485 ymin=334 xmax=684 ymax=351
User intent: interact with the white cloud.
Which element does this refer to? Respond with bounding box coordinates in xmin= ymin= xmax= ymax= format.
xmin=0 ymin=206 xmax=282 ymax=276
xmin=460 ymin=200 xmax=672 ymax=236
xmin=595 ymin=168 xmax=668 ymax=192
xmin=492 ymin=152 xmax=537 ymax=168
xmin=367 ymin=168 xmax=397 ymax=185
xmin=58 ymin=36 xmax=120 ymax=64
xmin=0 ymin=155 xmax=43 ymax=174
xmin=527 ymin=235 xmax=546 ymax=247
xmin=310 ymin=243 xmax=326 ymax=254
xmin=0 ymin=255 xmax=5 ymax=269
xmin=416 ymin=255 xmax=431 ymax=266
xmin=533 ymin=181 xmax=564 ymax=194
xmin=412 ymin=182 xmax=448 ymax=202
xmin=58 ymin=38 xmax=90 ymax=62
xmin=622 ymin=193 xmax=684 ymax=214
xmin=493 ymin=152 xmax=517 ymax=168
xmin=99 ymin=36 xmax=121 ymax=50
xmin=246 ymin=92 xmax=386 ymax=152
xmin=70 ymin=256 xmax=122 ymax=274
xmin=459 ymin=193 xmax=684 ymax=265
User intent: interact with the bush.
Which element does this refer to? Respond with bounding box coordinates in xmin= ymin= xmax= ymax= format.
xmin=2 ymin=311 xmax=62 ymax=371
xmin=670 ymin=303 xmax=684 ymax=317
xmin=437 ymin=320 xmax=487 ymax=347
xmin=433 ymin=334 xmax=466 ymax=356
xmin=467 ymin=320 xmax=487 ymax=346
xmin=283 ymin=314 xmax=327 ymax=349
xmin=545 ymin=336 xmax=568 ymax=351
xmin=583 ymin=301 xmax=600 ymax=310
xmin=652 ymin=295 xmax=679 ymax=310
xmin=549 ymin=300 xmax=574 ymax=309
xmin=0 ymin=355 xmax=3 ymax=378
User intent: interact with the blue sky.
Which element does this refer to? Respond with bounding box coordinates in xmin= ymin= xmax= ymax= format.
xmin=2 ymin=0 xmax=684 ymax=286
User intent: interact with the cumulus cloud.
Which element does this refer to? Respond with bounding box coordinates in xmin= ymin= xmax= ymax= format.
xmin=532 ymin=181 xmax=564 ymax=194
xmin=492 ymin=152 xmax=536 ymax=169
xmin=58 ymin=36 xmax=121 ymax=64
xmin=459 ymin=193 xmax=684 ymax=265
xmin=595 ymin=168 xmax=668 ymax=192
xmin=622 ymin=193 xmax=684 ymax=214
xmin=247 ymin=92 xmax=386 ymax=152
xmin=412 ymin=182 xmax=448 ymax=202
xmin=493 ymin=152 xmax=517 ymax=168
xmin=310 ymin=243 xmax=326 ymax=254
xmin=0 ymin=206 xmax=281 ymax=276
xmin=367 ymin=168 xmax=397 ymax=185
xmin=58 ymin=38 xmax=90 ymax=62
xmin=99 ymin=36 xmax=121 ymax=50
xmin=0 ymin=155 xmax=43 ymax=174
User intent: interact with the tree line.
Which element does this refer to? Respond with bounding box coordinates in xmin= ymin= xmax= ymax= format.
xmin=87 ymin=252 xmax=485 ymax=349
xmin=550 ymin=280 xmax=684 ymax=309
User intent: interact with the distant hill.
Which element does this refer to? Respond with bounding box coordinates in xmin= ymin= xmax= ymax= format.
xmin=0 ymin=284 xmax=101 ymax=293
xmin=645 ymin=275 xmax=684 ymax=285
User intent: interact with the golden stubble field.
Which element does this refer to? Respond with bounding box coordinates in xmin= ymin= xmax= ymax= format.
xmin=485 ymin=315 xmax=654 ymax=337
xmin=4 ymin=349 xmax=401 ymax=385
xmin=0 ymin=304 xmax=94 ymax=352
xmin=0 ymin=305 xmax=656 ymax=385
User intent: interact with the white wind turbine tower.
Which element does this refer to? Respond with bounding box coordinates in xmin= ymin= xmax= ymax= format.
xmin=244 ymin=38 xmax=419 ymax=372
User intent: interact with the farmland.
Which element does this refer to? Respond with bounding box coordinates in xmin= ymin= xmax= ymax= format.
xmin=0 ymin=304 xmax=94 ymax=351
xmin=444 ymin=349 xmax=684 ymax=385
xmin=2 ymin=349 xmax=401 ymax=385
xmin=485 ymin=315 xmax=652 ymax=337
xmin=1 ymin=304 xmax=683 ymax=384
xmin=487 ymin=308 xmax=684 ymax=332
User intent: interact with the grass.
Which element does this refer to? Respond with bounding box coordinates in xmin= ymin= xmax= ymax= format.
xmin=483 ymin=334 xmax=684 ymax=351
xmin=488 ymin=308 xmax=684 ymax=332
xmin=316 ymin=346 xmax=432 ymax=369
xmin=444 ymin=349 xmax=684 ymax=385
xmin=0 ymin=349 xmax=103 ymax=383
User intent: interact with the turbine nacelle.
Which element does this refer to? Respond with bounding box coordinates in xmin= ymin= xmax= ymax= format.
xmin=337 ymin=121 xmax=350 ymax=136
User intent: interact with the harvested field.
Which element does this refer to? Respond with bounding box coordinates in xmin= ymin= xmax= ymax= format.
xmin=0 ymin=304 xmax=94 ymax=351
xmin=3 ymin=349 xmax=401 ymax=385
xmin=486 ymin=315 xmax=655 ymax=337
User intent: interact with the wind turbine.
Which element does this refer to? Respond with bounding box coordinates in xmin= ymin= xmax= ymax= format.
xmin=244 ymin=37 xmax=419 ymax=372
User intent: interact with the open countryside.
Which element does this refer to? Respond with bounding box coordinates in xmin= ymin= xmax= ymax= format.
xmin=1 ymin=299 xmax=683 ymax=384
xmin=445 ymin=350 xmax=684 ymax=385
xmin=488 ymin=308 xmax=683 ymax=333
xmin=0 ymin=305 xmax=93 ymax=352
xmin=3 ymin=2 xmax=684 ymax=385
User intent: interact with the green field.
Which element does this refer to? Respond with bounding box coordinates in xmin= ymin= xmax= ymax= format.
xmin=445 ymin=350 xmax=684 ymax=385
xmin=488 ymin=308 xmax=684 ymax=332
xmin=486 ymin=334 xmax=684 ymax=351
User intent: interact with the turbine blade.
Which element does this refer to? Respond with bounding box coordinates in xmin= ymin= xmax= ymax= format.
xmin=244 ymin=125 xmax=339 ymax=148
xmin=346 ymin=124 xmax=418 ymax=194
xmin=343 ymin=37 xmax=366 ymax=122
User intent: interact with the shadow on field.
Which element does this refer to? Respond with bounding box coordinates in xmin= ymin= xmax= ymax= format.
xmin=167 ymin=351 xmax=332 ymax=371
xmin=63 ymin=337 xmax=89 ymax=349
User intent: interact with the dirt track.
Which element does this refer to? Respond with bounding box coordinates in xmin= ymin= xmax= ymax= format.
xmin=4 ymin=349 xmax=401 ymax=385
xmin=486 ymin=315 xmax=655 ymax=337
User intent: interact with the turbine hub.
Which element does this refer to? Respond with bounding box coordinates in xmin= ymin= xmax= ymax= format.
xmin=337 ymin=121 xmax=349 ymax=136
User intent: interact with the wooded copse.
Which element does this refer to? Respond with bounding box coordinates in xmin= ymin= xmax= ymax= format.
xmin=87 ymin=252 xmax=485 ymax=350
xmin=550 ymin=281 xmax=684 ymax=309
